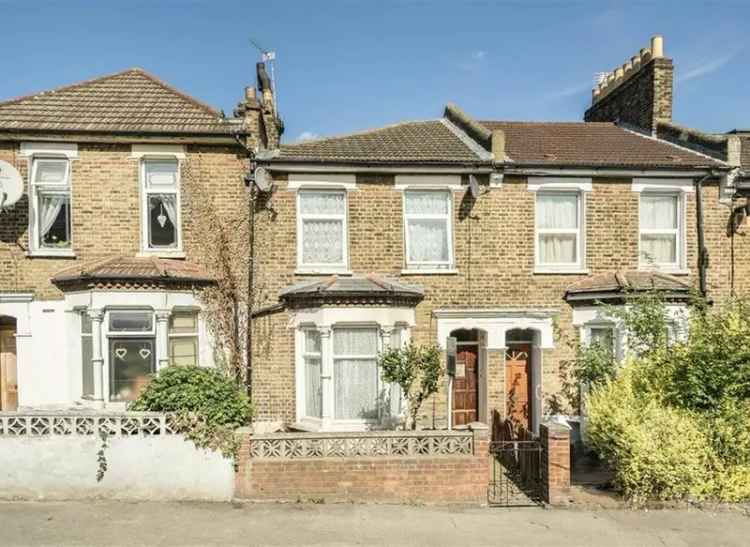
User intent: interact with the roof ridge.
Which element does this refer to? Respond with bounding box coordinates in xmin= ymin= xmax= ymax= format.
xmin=479 ymin=120 xmax=616 ymax=126
xmin=283 ymin=119 xmax=441 ymax=148
xmin=132 ymin=68 xmax=222 ymax=119
xmin=0 ymin=67 xmax=223 ymax=121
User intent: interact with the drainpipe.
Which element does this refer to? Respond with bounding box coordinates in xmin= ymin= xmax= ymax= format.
xmin=694 ymin=173 xmax=712 ymax=299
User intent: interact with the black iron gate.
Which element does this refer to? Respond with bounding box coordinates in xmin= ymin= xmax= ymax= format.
xmin=488 ymin=414 xmax=543 ymax=506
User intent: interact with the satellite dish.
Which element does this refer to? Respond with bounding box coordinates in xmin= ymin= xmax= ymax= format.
xmin=0 ymin=160 xmax=23 ymax=209
xmin=253 ymin=166 xmax=273 ymax=192
xmin=468 ymin=174 xmax=480 ymax=199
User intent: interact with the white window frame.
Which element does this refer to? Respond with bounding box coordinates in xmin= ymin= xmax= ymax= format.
xmin=534 ymin=190 xmax=586 ymax=273
xmin=638 ymin=191 xmax=685 ymax=272
xmin=402 ymin=189 xmax=455 ymax=272
xmin=168 ymin=310 xmax=199 ymax=367
xmin=296 ymin=189 xmax=349 ymax=273
xmin=139 ymin=158 xmax=183 ymax=256
xmin=105 ymin=309 xmax=156 ymax=404
xmin=28 ymin=157 xmax=74 ymax=257
xmin=296 ymin=322 xmax=407 ymax=431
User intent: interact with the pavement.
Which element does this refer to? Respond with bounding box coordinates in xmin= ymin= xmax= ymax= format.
xmin=0 ymin=501 xmax=748 ymax=546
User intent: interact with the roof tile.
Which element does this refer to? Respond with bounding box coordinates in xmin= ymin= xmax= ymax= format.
xmin=0 ymin=68 xmax=233 ymax=135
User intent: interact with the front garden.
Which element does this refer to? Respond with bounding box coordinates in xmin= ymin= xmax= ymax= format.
xmin=570 ymin=292 xmax=750 ymax=505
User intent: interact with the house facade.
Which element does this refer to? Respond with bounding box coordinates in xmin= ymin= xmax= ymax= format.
xmin=0 ymin=64 xmax=281 ymax=410
xmin=249 ymin=36 xmax=750 ymax=434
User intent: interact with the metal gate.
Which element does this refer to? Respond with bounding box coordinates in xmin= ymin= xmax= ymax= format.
xmin=488 ymin=414 xmax=543 ymax=506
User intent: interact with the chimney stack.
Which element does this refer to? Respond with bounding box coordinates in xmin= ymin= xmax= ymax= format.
xmin=584 ymin=35 xmax=673 ymax=134
xmin=234 ymin=63 xmax=284 ymax=151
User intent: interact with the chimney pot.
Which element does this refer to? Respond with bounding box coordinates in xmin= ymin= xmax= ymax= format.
xmin=651 ymin=35 xmax=664 ymax=58
xmin=245 ymin=86 xmax=256 ymax=101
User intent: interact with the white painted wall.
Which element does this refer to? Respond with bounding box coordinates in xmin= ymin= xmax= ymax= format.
xmin=0 ymin=434 xmax=234 ymax=501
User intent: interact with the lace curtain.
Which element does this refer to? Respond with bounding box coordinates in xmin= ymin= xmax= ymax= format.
xmin=640 ymin=195 xmax=678 ymax=264
xmin=38 ymin=195 xmax=67 ymax=244
xmin=405 ymin=191 xmax=449 ymax=265
xmin=334 ymin=328 xmax=378 ymax=420
xmin=537 ymin=194 xmax=578 ymax=263
xmin=304 ymin=331 xmax=322 ymax=418
xmin=300 ymin=192 xmax=345 ymax=265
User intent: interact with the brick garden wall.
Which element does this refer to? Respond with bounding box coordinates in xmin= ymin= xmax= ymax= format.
xmin=235 ymin=425 xmax=490 ymax=504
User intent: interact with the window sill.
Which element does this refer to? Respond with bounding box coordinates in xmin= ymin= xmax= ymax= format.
xmin=534 ymin=267 xmax=589 ymax=275
xmin=137 ymin=251 xmax=186 ymax=260
xmin=295 ymin=269 xmax=352 ymax=276
xmin=26 ymin=249 xmax=76 ymax=259
xmin=400 ymin=268 xmax=459 ymax=275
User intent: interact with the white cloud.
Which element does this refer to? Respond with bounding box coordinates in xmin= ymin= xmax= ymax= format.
xmin=295 ymin=131 xmax=320 ymax=142
xmin=460 ymin=50 xmax=488 ymax=71
xmin=679 ymin=49 xmax=741 ymax=82
xmin=540 ymin=82 xmax=592 ymax=102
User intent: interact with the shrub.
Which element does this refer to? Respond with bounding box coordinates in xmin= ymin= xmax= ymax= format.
xmin=130 ymin=366 xmax=252 ymax=459
xmin=379 ymin=343 xmax=442 ymax=430
xmin=586 ymin=364 xmax=714 ymax=505
xmin=130 ymin=365 xmax=252 ymax=427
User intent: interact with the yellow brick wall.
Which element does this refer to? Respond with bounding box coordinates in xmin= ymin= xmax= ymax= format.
xmin=250 ymin=172 xmax=750 ymax=426
xmin=0 ymin=141 xmax=247 ymax=300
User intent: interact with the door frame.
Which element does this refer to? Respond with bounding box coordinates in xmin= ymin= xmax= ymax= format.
xmin=449 ymin=328 xmax=489 ymax=428
xmin=504 ymin=331 xmax=542 ymax=435
xmin=0 ymin=322 xmax=18 ymax=411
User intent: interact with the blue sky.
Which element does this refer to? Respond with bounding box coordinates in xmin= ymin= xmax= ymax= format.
xmin=1 ymin=1 xmax=747 ymax=142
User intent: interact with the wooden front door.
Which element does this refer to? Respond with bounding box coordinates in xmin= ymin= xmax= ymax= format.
xmin=0 ymin=327 xmax=18 ymax=411
xmin=452 ymin=344 xmax=479 ymax=427
xmin=505 ymin=343 xmax=531 ymax=431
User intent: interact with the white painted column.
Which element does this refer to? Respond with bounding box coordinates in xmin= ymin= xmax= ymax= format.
xmin=379 ymin=325 xmax=395 ymax=424
xmin=318 ymin=326 xmax=333 ymax=429
xmin=88 ymin=309 xmax=105 ymax=408
xmin=155 ymin=310 xmax=170 ymax=371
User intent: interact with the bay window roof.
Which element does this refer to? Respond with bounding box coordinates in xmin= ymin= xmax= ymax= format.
xmin=280 ymin=275 xmax=424 ymax=307
xmin=564 ymin=270 xmax=691 ymax=304
xmin=52 ymin=256 xmax=215 ymax=290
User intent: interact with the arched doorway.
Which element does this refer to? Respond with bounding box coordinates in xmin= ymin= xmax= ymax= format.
xmin=505 ymin=328 xmax=540 ymax=433
xmin=0 ymin=316 xmax=18 ymax=411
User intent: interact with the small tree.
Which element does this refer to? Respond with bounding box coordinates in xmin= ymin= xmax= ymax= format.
xmin=378 ymin=342 xmax=442 ymax=430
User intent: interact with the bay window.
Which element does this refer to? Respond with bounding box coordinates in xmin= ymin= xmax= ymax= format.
xmin=333 ymin=328 xmax=379 ymax=420
xmin=30 ymin=158 xmax=72 ymax=253
xmin=108 ymin=311 xmax=155 ymax=402
xmin=297 ymin=190 xmax=348 ymax=271
xmin=403 ymin=190 xmax=453 ymax=270
xmin=640 ymin=192 xmax=682 ymax=269
xmin=298 ymin=324 xmax=405 ymax=429
xmin=168 ymin=311 xmax=199 ymax=367
xmin=142 ymin=159 xmax=181 ymax=252
xmin=535 ymin=192 xmax=583 ymax=270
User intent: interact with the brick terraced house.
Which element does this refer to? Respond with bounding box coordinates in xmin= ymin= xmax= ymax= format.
xmin=249 ymin=36 xmax=750 ymax=434
xmin=0 ymin=64 xmax=281 ymax=410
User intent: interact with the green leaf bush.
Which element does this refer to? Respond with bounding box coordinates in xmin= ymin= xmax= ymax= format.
xmin=583 ymin=294 xmax=750 ymax=505
xmin=130 ymin=366 xmax=252 ymax=459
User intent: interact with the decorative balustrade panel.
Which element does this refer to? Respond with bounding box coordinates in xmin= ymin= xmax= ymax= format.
xmin=250 ymin=431 xmax=474 ymax=459
xmin=0 ymin=412 xmax=176 ymax=437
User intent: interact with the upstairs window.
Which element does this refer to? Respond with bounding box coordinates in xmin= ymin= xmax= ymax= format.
xmin=640 ymin=193 xmax=682 ymax=269
xmin=535 ymin=192 xmax=583 ymax=270
xmin=403 ymin=190 xmax=453 ymax=270
xmin=297 ymin=190 xmax=348 ymax=271
xmin=31 ymin=158 xmax=72 ymax=252
xmin=142 ymin=159 xmax=180 ymax=252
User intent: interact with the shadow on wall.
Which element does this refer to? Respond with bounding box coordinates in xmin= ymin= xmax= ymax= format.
xmin=0 ymin=195 xmax=29 ymax=249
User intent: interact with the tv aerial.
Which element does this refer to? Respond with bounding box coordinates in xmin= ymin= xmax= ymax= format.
xmin=250 ymin=38 xmax=279 ymax=113
xmin=0 ymin=160 xmax=23 ymax=210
